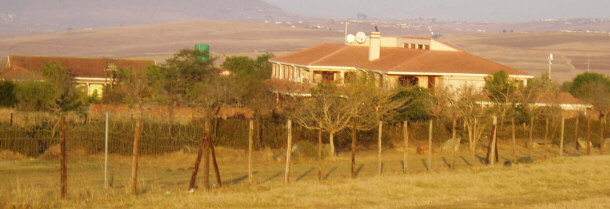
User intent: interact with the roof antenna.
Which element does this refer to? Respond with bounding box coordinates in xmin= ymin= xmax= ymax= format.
xmin=374 ymin=24 xmax=379 ymax=32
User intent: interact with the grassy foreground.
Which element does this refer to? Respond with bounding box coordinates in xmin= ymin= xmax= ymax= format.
xmin=2 ymin=152 xmax=609 ymax=209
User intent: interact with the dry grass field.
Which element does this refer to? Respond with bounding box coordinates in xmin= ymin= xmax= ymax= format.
xmin=1 ymin=141 xmax=609 ymax=209
xmin=0 ymin=20 xmax=343 ymax=64
xmin=442 ymin=32 xmax=610 ymax=82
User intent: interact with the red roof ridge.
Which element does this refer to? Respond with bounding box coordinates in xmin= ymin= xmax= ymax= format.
xmin=309 ymin=45 xmax=350 ymax=66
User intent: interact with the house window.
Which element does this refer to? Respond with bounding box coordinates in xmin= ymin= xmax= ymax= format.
xmin=418 ymin=44 xmax=424 ymax=50
xmin=424 ymin=45 xmax=430 ymax=50
xmin=322 ymin=71 xmax=334 ymax=82
xmin=403 ymin=43 xmax=409 ymax=48
xmin=428 ymin=76 xmax=436 ymax=89
xmin=399 ymin=76 xmax=418 ymax=87
xmin=410 ymin=43 xmax=416 ymax=49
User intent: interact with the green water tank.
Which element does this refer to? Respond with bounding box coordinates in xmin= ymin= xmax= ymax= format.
xmin=195 ymin=44 xmax=210 ymax=62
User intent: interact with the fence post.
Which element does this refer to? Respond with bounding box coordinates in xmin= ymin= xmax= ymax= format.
xmin=10 ymin=112 xmax=13 ymax=126
xmin=511 ymin=117 xmax=517 ymax=163
xmin=587 ymin=116 xmax=591 ymax=155
xmin=284 ymin=120 xmax=292 ymax=184
xmin=248 ymin=120 xmax=254 ymax=185
xmin=451 ymin=119 xmax=456 ymax=170
xmin=428 ymin=120 xmax=433 ymax=172
xmin=403 ymin=120 xmax=408 ymax=174
xmin=131 ymin=118 xmax=142 ymax=195
xmin=350 ymin=119 xmax=356 ymax=178
xmin=210 ymin=141 xmax=222 ymax=188
xmin=601 ymin=117 xmax=605 ymax=154
xmin=528 ymin=117 xmax=534 ymax=157
xmin=487 ymin=116 xmax=497 ymax=165
xmin=189 ymin=121 xmax=209 ymax=191
xmin=60 ymin=116 xmax=67 ymax=200
xmin=378 ymin=121 xmax=382 ymax=175
xmin=560 ymin=116 xmax=565 ymax=156
xmin=104 ymin=112 xmax=109 ymax=189
xmin=574 ymin=117 xmax=579 ymax=150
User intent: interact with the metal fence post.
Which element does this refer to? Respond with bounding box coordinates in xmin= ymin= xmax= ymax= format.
xmin=104 ymin=112 xmax=109 ymax=189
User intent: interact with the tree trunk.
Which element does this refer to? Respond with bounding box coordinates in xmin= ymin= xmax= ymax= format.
xmin=351 ymin=119 xmax=357 ymax=178
xmin=403 ymin=120 xmax=408 ymax=174
xmin=428 ymin=120 xmax=433 ymax=172
xmin=319 ymin=126 xmax=324 ymax=181
xmin=560 ymin=116 xmax=565 ymax=156
xmin=575 ymin=117 xmax=579 ymax=150
xmin=189 ymin=120 xmax=211 ymax=191
xmin=248 ymin=120 xmax=254 ymax=185
xmin=527 ymin=116 xmax=534 ymax=157
xmin=487 ymin=116 xmax=497 ymax=165
xmin=284 ymin=120 xmax=292 ymax=184
xmin=60 ymin=116 xmax=67 ymax=200
xmin=378 ymin=121 xmax=383 ymax=175
xmin=131 ymin=118 xmax=142 ymax=195
xmin=511 ymin=117 xmax=517 ymax=163
xmin=587 ymin=116 xmax=591 ymax=155
xmin=451 ymin=119 xmax=456 ymax=170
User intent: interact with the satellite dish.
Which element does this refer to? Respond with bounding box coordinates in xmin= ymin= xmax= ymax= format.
xmin=549 ymin=53 xmax=554 ymax=61
xmin=346 ymin=34 xmax=356 ymax=44
xmin=355 ymin=32 xmax=367 ymax=44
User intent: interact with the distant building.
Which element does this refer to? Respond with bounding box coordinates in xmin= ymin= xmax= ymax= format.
xmin=0 ymin=55 xmax=155 ymax=97
xmin=269 ymin=32 xmax=533 ymax=91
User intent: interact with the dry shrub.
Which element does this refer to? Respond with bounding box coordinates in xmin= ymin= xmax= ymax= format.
xmin=39 ymin=145 xmax=87 ymax=160
xmin=0 ymin=150 xmax=28 ymax=161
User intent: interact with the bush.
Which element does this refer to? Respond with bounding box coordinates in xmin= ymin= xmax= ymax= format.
xmin=0 ymin=80 xmax=17 ymax=107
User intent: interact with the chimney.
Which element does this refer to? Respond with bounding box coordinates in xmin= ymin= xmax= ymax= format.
xmin=369 ymin=32 xmax=381 ymax=61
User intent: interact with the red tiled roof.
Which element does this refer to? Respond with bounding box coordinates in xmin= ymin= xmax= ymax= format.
xmin=536 ymin=92 xmax=590 ymax=105
xmin=1 ymin=55 xmax=155 ymax=80
xmin=270 ymin=44 xmax=531 ymax=76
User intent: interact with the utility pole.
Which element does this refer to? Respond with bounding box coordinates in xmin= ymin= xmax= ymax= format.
xmin=548 ymin=53 xmax=553 ymax=80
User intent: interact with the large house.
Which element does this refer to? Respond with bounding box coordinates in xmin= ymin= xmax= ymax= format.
xmin=269 ymin=32 xmax=533 ymax=90
xmin=1 ymin=55 xmax=155 ymax=97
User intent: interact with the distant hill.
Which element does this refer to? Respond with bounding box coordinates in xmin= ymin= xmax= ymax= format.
xmin=0 ymin=20 xmax=342 ymax=64
xmin=0 ymin=0 xmax=292 ymax=30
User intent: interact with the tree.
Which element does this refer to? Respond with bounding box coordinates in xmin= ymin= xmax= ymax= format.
xmin=0 ymin=80 xmax=17 ymax=107
xmin=484 ymin=70 xmax=518 ymax=124
xmin=569 ymin=72 xmax=610 ymax=153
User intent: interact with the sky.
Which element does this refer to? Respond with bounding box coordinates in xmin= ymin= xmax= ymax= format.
xmin=263 ymin=0 xmax=610 ymax=22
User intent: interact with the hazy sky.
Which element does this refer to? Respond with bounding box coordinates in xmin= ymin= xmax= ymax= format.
xmin=263 ymin=0 xmax=610 ymax=22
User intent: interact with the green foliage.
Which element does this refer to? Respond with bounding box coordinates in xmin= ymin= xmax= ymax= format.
xmin=0 ymin=80 xmax=18 ymax=107
xmin=392 ymin=86 xmax=432 ymax=122
xmin=14 ymin=81 xmax=58 ymax=111
xmin=222 ymin=54 xmax=276 ymax=115
xmin=484 ymin=70 xmax=517 ymax=103
xmin=39 ymin=62 xmax=84 ymax=112
xmin=569 ymin=72 xmax=610 ymax=101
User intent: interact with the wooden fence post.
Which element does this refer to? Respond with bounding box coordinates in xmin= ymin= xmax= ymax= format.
xmin=210 ymin=142 xmax=222 ymax=188
xmin=575 ymin=117 xmax=579 ymax=150
xmin=378 ymin=121 xmax=383 ymax=175
xmin=131 ymin=118 xmax=142 ymax=195
xmin=428 ymin=120 xmax=433 ymax=172
xmin=587 ymin=116 xmax=591 ymax=155
xmin=248 ymin=120 xmax=254 ymax=185
xmin=350 ymin=119 xmax=357 ymax=178
xmin=451 ymin=119 xmax=456 ymax=170
xmin=544 ymin=118 xmax=549 ymax=147
xmin=560 ymin=116 xmax=565 ymax=156
xmin=203 ymin=120 xmax=212 ymax=190
xmin=60 ymin=116 xmax=67 ymax=200
xmin=10 ymin=112 xmax=13 ymax=126
xmin=284 ymin=120 xmax=292 ymax=184
xmin=104 ymin=112 xmax=109 ymax=189
xmin=511 ymin=117 xmax=517 ymax=163
xmin=527 ymin=116 xmax=534 ymax=157
xmin=403 ymin=120 xmax=408 ymax=174
xmin=189 ymin=120 xmax=210 ymax=191
xmin=320 ymin=125 xmax=325 ymax=180
xmin=487 ymin=116 xmax=497 ymax=165
xmin=601 ymin=117 xmax=605 ymax=154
